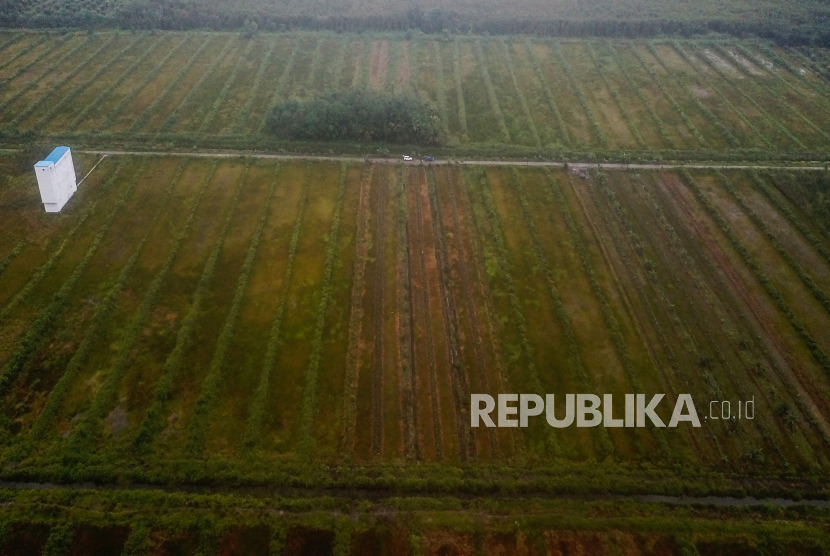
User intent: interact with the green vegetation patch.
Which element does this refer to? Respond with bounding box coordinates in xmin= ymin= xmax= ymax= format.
xmin=266 ymin=89 xmax=442 ymax=145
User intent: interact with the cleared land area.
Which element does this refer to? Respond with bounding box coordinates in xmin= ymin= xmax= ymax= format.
xmin=3 ymin=26 xmax=830 ymax=556
xmin=1 ymin=149 xmax=830 ymax=550
xmin=2 ymin=31 xmax=830 ymax=159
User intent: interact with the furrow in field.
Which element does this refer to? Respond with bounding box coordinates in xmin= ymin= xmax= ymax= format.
xmin=129 ymin=163 xmax=249 ymax=451
xmin=99 ymin=35 xmax=190 ymax=131
xmin=242 ymin=165 xmax=311 ymax=451
xmin=668 ymin=42 xmax=774 ymax=150
xmin=32 ymin=35 xmax=143 ymax=131
xmin=396 ymin=165 xmax=418 ymax=460
xmin=340 ymin=164 xmax=374 ymax=458
xmin=567 ymin=171 xmax=725 ymax=464
xmin=687 ymin=43 xmax=807 ymax=150
xmin=127 ymin=36 xmax=214 ymax=132
xmin=230 ymin=38 xmax=279 ymax=133
xmin=0 ymin=159 xmax=144 ymax=400
xmin=426 ymin=167 xmax=474 ymax=461
xmin=408 ymin=166 xmax=444 ymax=461
xmin=157 ymin=38 xmax=238 ymax=133
xmin=256 ymin=36 xmax=303 ymax=133
xmin=370 ymin=165 xmax=388 ymax=457
xmin=183 ymin=165 xmax=280 ymax=455
xmin=441 ymin=166 xmax=499 ymax=458
xmin=6 ymin=34 xmax=118 ymax=131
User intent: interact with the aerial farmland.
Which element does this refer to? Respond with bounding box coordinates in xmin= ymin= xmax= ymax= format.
xmin=2 ymin=2 xmax=830 ymax=553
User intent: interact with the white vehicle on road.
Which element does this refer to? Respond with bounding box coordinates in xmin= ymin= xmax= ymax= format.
xmin=403 ymin=155 xmax=413 ymax=161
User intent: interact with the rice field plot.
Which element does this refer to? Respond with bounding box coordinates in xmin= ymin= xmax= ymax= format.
xmin=0 ymin=32 xmax=829 ymax=155
xmin=1 ymin=154 xmax=830 ymax=492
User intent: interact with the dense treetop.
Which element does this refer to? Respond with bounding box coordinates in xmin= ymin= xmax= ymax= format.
xmin=267 ymin=90 xmax=442 ymax=145
xmin=2 ymin=0 xmax=830 ymax=45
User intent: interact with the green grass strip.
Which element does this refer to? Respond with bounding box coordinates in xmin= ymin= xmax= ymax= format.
xmin=305 ymin=37 xmax=324 ymax=93
xmin=451 ymin=41 xmax=469 ymax=141
xmin=297 ymin=163 xmax=350 ymax=460
xmin=0 ymin=241 xmax=25 ymax=278
xmin=33 ymin=34 xmax=143 ymax=130
xmin=198 ymin=39 xmax=257 ymax=133
xmin=0 ymin=34 xmax=90 ymax=116
xmin=6 ymin=34 xmax=118 ymax=130
xmin=473 ymin=39 xmax=510 ymax=143
xmin=100 ymin=35 xmax=190 ymax=130
xmin=231 ymin=38 xmax=278 ymax=133
xmin=552 ymin=41 xmax=607 ymax=148
xmin=65 ymin=160 xmax=213 ymax=454
xmin=384 ymin=39 xmax=399 ymax=94
xmin=501 ymin=40 xmax=540 ymax=148
xmin=69 ymin=36 xmax=163 ymax=129
xmin=41 ymin=523 xmax=73 ymax=556
xmin=584 ymin=42 xmax=645 ymax=148
xmin=430 ymin=41 xmax=450 ymax=137
xmin=0 ymin=158 xmax=142 ymax=399
xmin=408 ymin=39 xmax=419 ymax=93
xmin=257 ymin=35 xmax=302 ymax=133
xmin=645 ymin=42 xmax=740 ymax=148
xmin=628 ymin=46 xmax=707 ymax=147
xmin=604 ymin=41 xmax=675 ymax=149
xmin=670 ymin=41 xmax=773 ymax=150
xmin=129 ymin=36 xmax=213 ymax=132
xmin=510 ymin=168 xmax=615 ymax=458
xmin=159 ymin=37 xmax=236 ymax=133
xmin=243 ymin=165 xmax=311 ymax=450
xmin=714 ymin=171 xmax=830 ymax=317
xmin=359 ymin=36 xmax=371 ymax=89
xmin=525 ymin=40 xmax=569 ymax=147
xmin=184 ymin=164 xmax=280 ymax=455
xmin=330 ymin=37 xmax=348 ymax=89
xmin=679 ymin=169 xmax=830 ymax=377
xmin=119 ymin=523 xmax=151 ymax=556
xmin=131 ymin=161 xmax=249 ymax=451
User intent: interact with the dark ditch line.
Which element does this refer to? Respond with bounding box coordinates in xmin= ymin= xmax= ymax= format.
xmin=0 ymin=481 xmax=829 ymax=509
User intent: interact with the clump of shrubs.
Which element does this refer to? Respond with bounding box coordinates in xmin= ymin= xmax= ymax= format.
xmin=266 ymin=89 xmax=442 ymax=145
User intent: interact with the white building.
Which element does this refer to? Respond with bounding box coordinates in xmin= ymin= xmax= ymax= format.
xmin=34 ymin=146 xmax=77 ymax=213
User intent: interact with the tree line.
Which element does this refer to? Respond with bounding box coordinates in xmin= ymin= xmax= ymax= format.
xmin=2 ymin=0 xmax=830 ymax=48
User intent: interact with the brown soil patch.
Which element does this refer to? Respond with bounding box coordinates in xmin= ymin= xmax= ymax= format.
xmin=69 ymin=525 xmax=130 ymax=556
xmin=1 ymin=523 xmax=50 ymax=556
xmin=284 ymin=527 xmax=334 ymax=556
xmin=423 ymin=531 xmax=474 ymax=556
xmin=216 ymin=525 xmax=270 ymax=556
xmin=545 ymin=531 xmax=609 ymax=556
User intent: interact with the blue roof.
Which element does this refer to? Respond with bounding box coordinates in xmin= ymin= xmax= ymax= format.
xmin=43 ymin=146 xmax=69 ymax=164
xmin=34 ymin=161 xmax=52 ymax=168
